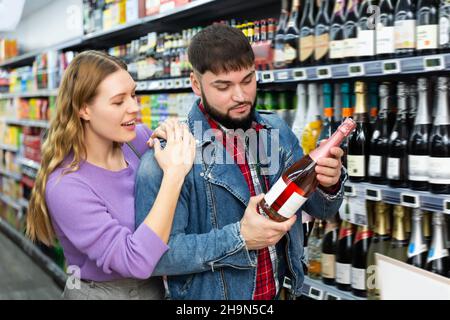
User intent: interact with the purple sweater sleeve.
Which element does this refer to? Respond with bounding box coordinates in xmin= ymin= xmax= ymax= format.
xmin=46 ymin=175 xmax=168 ymax=279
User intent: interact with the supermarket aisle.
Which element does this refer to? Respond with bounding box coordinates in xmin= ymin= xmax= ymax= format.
xmin=0 ymin=231 xmax=62 ymax=300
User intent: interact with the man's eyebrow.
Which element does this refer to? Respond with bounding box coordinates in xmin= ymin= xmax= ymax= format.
xmin=210 ymin=71 xmax=256 ymax=85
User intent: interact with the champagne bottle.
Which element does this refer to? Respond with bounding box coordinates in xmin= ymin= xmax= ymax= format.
xmin=308 ymin=219 xmax=325 ymax=279
xmin=334 ymin=83 xmax=343 ymax=127
xmin=429 ymin=77 xmax=450 ymax=195
xmin=408 ymin=78 xmax=431 ymax=191
xmin=318 ymin=83 xmax=336 ymax=143
xmin=284 ymin=0 xmax=301 ymax=68
xmin=407 ymin=209 xmax=429 ymax=269
xmin=387 ymin=82 xmax=409 ymax=188
xmin=426 ymin=213 xmax=450 ymax=278
xmin=274 ymin=0 xmax=290 ymax=69
xmin=315 ymin=0 xmax=331 ymax=64
xmin=423 ymin=211 xmax=432 ymax=246
xmin=368 ymin=82 xmax=379 ymax=135
xmin=387 ymin=205 xmax=409 ymax=263
xmin=366 ymin=202 xmax=392 ymax=300
xmin=343 ymin=0 xmax=361 ymax=60
xmin=329 ymin=0 xmax=347 ymax=62
xmin=348 ymin=81 xmax=370 ymax=182
xmin=301 ymin=83 xmax=323 ymax=155
xmin=439 ymin=0 xmax=450 ymax=51
xmin=358 ymin=0 xmax=377 ymax=60
xmin=260 ymin=119 xmax=357 ymax=222
xmin=292 ymin=84 xmax=308 ymax=141
xmin=408 ymin=83 xmax=418 ymax=133
xmin=416 ymin=0 xmax=439 ymax=54
xmin=394 ymin=0 xmax=417 ymax=57
xmin=377 ymin=0 xmax=396 ymax=58
xmin=351 ymin=224 xmax=373 ymax=297
xmin=321 ymin=216 xmax=339 ymax=285
xmin=341 ymin=82 xmax=354 ymax=168
xmin=300 ymin=0 xmax=316 ymax=65
xmin=336 ymin=220 xmax=355 ymax=291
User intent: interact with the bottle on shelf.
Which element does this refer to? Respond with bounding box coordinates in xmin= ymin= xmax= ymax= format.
xmin=317 ymin=83 xmax=336 ymax=144
xmin=377 ymin=0 xmax=396 ymax=59
xmin=314 ymin=0 xmax=331 ymax=64
xmin=416 ymin=0 xmax=439 ymax=55
xmin=407 ymin=209 xmax=429 ymax=269
xmin=429 ymin=77 xmax=450 ymax=195
xmin=423 ymin=211 xmax=432 ymax=247
xmin=308 ymin=219 xmax=325 ymax=279
xmin=321 ymin=215 xmax=340 ymax=285
xmin=329 ymin=0 xmax=347 ymax=62
xmin=292 ymin=83 xmax=308 ymax=142
xmin=273 ymin=0 xmax=290 ymax=69
xmin=426 ymin=212 xmax=450 ymax=278
xmin=357 ymin=0 xmax=377 ymax=61
xmin=387 ymin=82 xmax=409 ymax=188
xmin=387 ymin=205 xmax=409 ymax=263
xmin=299 ymin=0 xmax=316 ymax=65
xmin=259 ymin=119 xmax=357 ymax=222
xmin=334 ymin=83 xmax=343 ymax=128
xmin=368 ymin=82 xmax=379 ymax=135
xmin=408 ymin=78 xmax=431 ymax=191
xmin=284 ymin=0 xmax=301 ymax=68
xmin=348 ymin=81 xmax=370 ymax=182
xmin=341 ymin=82 xmax=354 ymax=168
xmin=351 ymin=223 xmax=373 ymax=297
xmin=439 ymin=0 xmax=450 ymax=51
xmin=301 ymin=83 xmax=323 ymax=155
xmin=336 ymin=219 xmax=355 ymax=291
xmin=343 ymin=0 xmax=361 ymax=61
xmin=408 ymin=82 xmax=418 ymax=133
xmin=394 ymin=0 xmax=417 ymax=57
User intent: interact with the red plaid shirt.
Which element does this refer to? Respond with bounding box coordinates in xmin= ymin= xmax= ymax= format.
xmin=198 ymin=103 xmax=276 ymax=300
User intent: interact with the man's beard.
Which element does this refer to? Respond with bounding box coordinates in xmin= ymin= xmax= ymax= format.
xmin=202 ymin=91 xmax=256 ymax=130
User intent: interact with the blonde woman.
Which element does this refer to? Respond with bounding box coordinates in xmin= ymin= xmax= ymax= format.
xmin=26 ymin=50 xmax=196 ymax=300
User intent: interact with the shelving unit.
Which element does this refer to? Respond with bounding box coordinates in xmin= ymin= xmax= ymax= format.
xmin=4 ymin=118 xmax=50 ymax=129
xmin=302 ymin=276 xmax=366 ymax=300
xmin=0 ymin=89 xmax=58 ymax=99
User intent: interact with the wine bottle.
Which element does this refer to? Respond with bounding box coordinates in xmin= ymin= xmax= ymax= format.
xmin=416 ymin=0 xmax=439 ymax=54
xmin=408 ymin=82 xmax=418 ymax=133
xmin=343 ymin=0 xmax=361 ymax=60
xmin=308 ymin=219 xmax=325 ymax=279
xmin=318 ymin=83 xmax=336 ymax=144
xmin=377 ymin=0 xmax=396 ymax=58
xmin=366 ymin=201 xmax=392 ymax=300
xmin=329 ymin=0 xmax=346 ymax=62
xmin=429 ymin=77 xmax=450 ymax=195
xmin=292 ymin=84 xmax=308 ymax=142
xmin=334 ymin=83 xmax=343 ymax=128
xmin=387 ymin=205 xmax=409 ymax=263
xmin=368 ymin=82 xmax=379 ymax=135
xmin=348 ymin=81 xmax=370 ymax=182
xmin=260 ymin=119 xmax=357 ymax=222
xmin=358 ymin=0 xmax=377 ymax=60
xmin=394 ymin=0 xmax=417 ymax=57
xmin=273 ymin=0 xmax=290 ymax=69
xmin=301 ymin=83 xmax=323 ymax=155
xmin=336 ymin=220 xmax=354 ymax=291
xmin=407 ymin=209 xmax=429 ymax=269
xmin=408 ymin=78 xmax=431 ymax=191
xmin=426 ymin=212 xmax=450 ymax=278
xmin=423 ymin=211 xmax=432 ymax=247
xmin=299 ymin=0 xmax=316 ymax=65
xmin=341 ymin=82 xmax=354 ymax=168
xmin=387 ymin=82 xmax=409 ymax=188
xmin=314 ymin=0 xmax=331 ymax=64
xmin=284 ymin=0 xmax=301 ymax=68
xmin=321 ymin=215 xmax=339 ymax=285
xmin=439 ymin=0 xmax=450 ymax=51
xmin=351 ymin=224 xmax=373 ymax=297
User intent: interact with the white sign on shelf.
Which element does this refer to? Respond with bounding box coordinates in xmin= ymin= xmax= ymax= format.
xmin=183 ymin=78 xmax=191 ymax=88
xmin=325 ymin=292 xmax=341 ymax=300
xmin=382 ymin=60 xmax=401 ymax=74
xmin=365 ymin=187 xmax=382 ymax=202
xmin=292 ymin=68 xmax=307 ymax=81
xmin=443 ymin=200 xmax=450 ymax=215
xmin=276 ymin=71 xmax=289 ymax=81
xmin=260 ymin=71 xmax=274 ymax=83
xmin=158 ymin=80 xmax=166 ymax=90
xmin=316 ymin=66 xmax=332 ymax=79
xmin=165 ymin=80 xmax=174 ymax=89
xmin=348 ymin=63 xmax=365 ymax=77
xmin=423 ymin=55 xmax=445 ymax=72
xmin=400 ymin=192 xmax=420 ymax=208
xmin=308 ymin=286 xmax=324 ymax=300
xmin=174 ymin=79 xmax=183 ymax=88
xmin=340 ymin=184 xmax=368 ymax=226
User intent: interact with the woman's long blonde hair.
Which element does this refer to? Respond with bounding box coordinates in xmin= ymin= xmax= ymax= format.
xmin=26 ymin=50 xmax=127 ymax=246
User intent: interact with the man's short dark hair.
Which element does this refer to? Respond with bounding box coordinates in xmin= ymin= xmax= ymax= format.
xmin=188 ymin=23 xmax=255 ymax=75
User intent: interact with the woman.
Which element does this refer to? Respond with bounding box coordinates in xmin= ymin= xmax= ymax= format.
xmin=26 ymin=50 xmax=196 ymax=300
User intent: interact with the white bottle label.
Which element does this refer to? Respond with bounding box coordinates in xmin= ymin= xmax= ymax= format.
xmin=369 ymin=155 xmax=382 ymax=177
xmin=408 ymin=242 xmax=428 ymax=258
xmin=330 ymin=40 xmax=344 ymax=59
xmin=358 ymin=29 xmax=375 ymax=57
xmin=264 ymin=178 xmax=307 ymax=219
xmin=343 ymin=37 xmax=358 ymax=58
xmin=376 ymin=25 xmax=395 ymax=54
xmin=351 ymin=267 xmax=366 ymax=291
xmin=408 ymin=155 xmax=429 ymax=181
xmin=395 ymin=20 xmax=416 ymax=49
xmin=429 ymin=158 xmax=450 ymax=184
xmin=387 ymin=157 xmax=400 ymax=180
xmin=439 ymin=17 xmax=450 ymax=46
xmin=321 ymin=253 xmax=336 ymax=279
xmin=336 ymin=262 xmax=351 ymax=285
xmin=417 ymin=25 xmax=438 ymax=50
xmin=427 ymin=246 xmax=450 ymax=263
xmin=347 ymin=155 xmax=365 ymax=177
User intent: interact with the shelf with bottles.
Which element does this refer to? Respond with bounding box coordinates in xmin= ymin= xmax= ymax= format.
xmin=136 ymin=77 xmax=191 ymax=91
xmin=0 ymin=168 xmax=22 ymax=181
xmin=0 ymin=89 xmax=59 ymax=100
xmin=0 ymin=193 xmax=22 ymax=212
xmin=302 ymin=275 xmax=365 ymax=300
xmin=0 ymin=143 xmax=18 ymax=153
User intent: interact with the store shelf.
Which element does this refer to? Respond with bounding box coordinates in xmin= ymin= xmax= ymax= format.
xmin=0 ymin=89 xmax=58 ymax=99
xmin=0 ymin=193 xmax=22 ymax=211
xmin=0 ymin=168 xmax=22 ymax=181
xmin=302 ymin=276 xmax=366 ymax=300
xmin=136 ymin=77 xmax=191 ymax=91
xmin=257 ymin=54 xmax=450 ymax=83
xmin=16 ymin=157 xmax=41 ymax=170
xmin=5 ymin=118 xmax=50 ymax=129
xmin=0 ymin=143 xmax=19 ymax=152
xmin=18 ymin=198 xmax=29 ymax=209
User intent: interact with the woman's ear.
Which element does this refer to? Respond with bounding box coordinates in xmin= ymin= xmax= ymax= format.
xmin=79 ymin=104 xmax=91 ymax=121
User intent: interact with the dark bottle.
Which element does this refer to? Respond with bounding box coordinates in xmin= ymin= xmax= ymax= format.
xmin=329 ymin=0 xmax=347 ymax=62
xmin=299 ymin=0 xmax=316 ymax=65
xmin=407 ymin=209 xmax=429 ymax=269
xmin=416 ymin=0 xmax=439 ymax=54
xmin=368 ymin=82 xmax=379 ymax=135
xmin=314 ymin=0 xmax=331 ymax=64
xmin=351 ymin=224 xmax=373 ymax=297
xmin=308 ymin=219 xmax=325 ymax=279
xmin=348 ymin=81 xmax=370 ymax=182
xmin=387 ymin=82 xmax=409 ymax=188
xmin=377 ymin=0 xmax=396 ymax=58
xmin=366 ymin=202 xmax=392 ymax=300
xmin=408 ymin=83 xmax=418 ymax=133
xmin=439 ymin=0 xmax=450 ymax=51
xmin=358 ymin=0 xmax=377 ymax=61
xmin=336 ymin=220 xmax=354 ymax=291
xmin=394 ymin=0 xmax=417 ymax=57
xmin=341 ymin=82 xmax=354 ymax=168
xmin=408 ymin=78 xmax=431 ymax=191
xmin=343 ymin=0 xmax=360 ymax=61
xmin=387 ymin=205 xmax=409 ymax=263
xmin=318 ymin=83 xmax=336 ymax=143
xmin=284 ymin=0 xmax=301 ymax=68
xmin=369 ymin=83 xmax=391 ymax=185
xmin=423 ymin=211 xmax=433 ymax=246
xmin=260 ymin=19 xmax=268 ymax=42
xmin=321 ymin=216 xmax=339 ymax=285
xmin=426 ymin=213 xmax=450 ymax=278
xmin=429 ymin=77 xmax=450 ymax=195
xmin=274 ymin=0 xmax=290 ymax=69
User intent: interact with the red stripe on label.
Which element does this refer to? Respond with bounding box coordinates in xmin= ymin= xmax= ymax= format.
xmin=271 ymin=176 xmax=306 ymax=213
xmin=354 ymin=230 xmax=374 ymax=243
xmin=339 ymin=227 xmax=354 ymax=240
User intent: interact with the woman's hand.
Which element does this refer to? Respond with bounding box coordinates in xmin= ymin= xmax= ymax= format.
xmin=147 ymin=118 xmax=180 ymax=148
xmin=153 ymin=121 xmax=196 ymax=179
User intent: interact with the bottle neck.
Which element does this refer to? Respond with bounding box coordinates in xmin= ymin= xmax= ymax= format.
xmin=392 ymin=207 xmax=407 ymax=241
xmin=430 ymin=214 xmax=447 ymax=254
xmin=410 ymin=211 xmax=426 ymax=245
xmin=423 ymin=212 xmax=432 ymax=239
xmin=435 ymin=87 xmax=450 ymax=126
xmin=415 ymin=88 xmax=431 ymax=125
xmin=332 ymin=0 xmax=345 ymax=18
xmin=375 ymin=204 xmax=390 ymax=236
xmin=354 ymin=91 xmax=368 ymax=115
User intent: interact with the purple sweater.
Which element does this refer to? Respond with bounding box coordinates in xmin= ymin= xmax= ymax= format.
xmin=45 ymin=125 xmax=168 ymax=281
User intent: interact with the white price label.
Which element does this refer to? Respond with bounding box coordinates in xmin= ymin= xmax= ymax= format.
xmin=158 ymin=80 xmax=166 ymax=90
xmin=165 ymin=80 xmax=174 ymax=89
xmin=308 ymin=287 xmax=324 ymax=300
xmin=348 ymin=63 xmax=365 ymax=76
xmin=366 ymin=188 xmax=382 ymax=201
xmin=400 ymin=193 xmax=420 ymax=208
xmin=423 ymin=55 xmax=445 ymax=71
xmin=317 ymin=66 xmax=332 ymax=79
xmin=292 ymin=68 xmax=307 ymax=80
xmin=382 ymin=60 xmax=400 ymax=74
xmin=276 ymin=71 xmax=289 ymax=81
xmin=325 ymin=293 xmax=340 ymax=300
xmin=148 ymin=81 xmax=160 ymax=90
xmin=261 ymin=71 xmax=275 ymax=83
xmin=183 ymin=78 xmax=191 ymax=88
xmin=444 ymin=200 xmax=450 ymax=215
xmin=174 ymin=79 xmax=182 ymax=88
xmin=344 ymin=184 xmax=356 ymax=197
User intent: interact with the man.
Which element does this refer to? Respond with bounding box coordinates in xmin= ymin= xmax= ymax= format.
xmin=135 ymin=24 xmax=346 ymax=300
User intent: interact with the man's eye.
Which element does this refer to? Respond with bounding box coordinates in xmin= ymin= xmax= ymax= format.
xmin=217 ymin=87 xmax=229 ymax=91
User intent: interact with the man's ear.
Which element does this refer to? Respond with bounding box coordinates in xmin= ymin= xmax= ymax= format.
xmin=190 ymin=72 xmax=201 ymax=97
xmin=79 ymin=104 xmax=91 ymax=121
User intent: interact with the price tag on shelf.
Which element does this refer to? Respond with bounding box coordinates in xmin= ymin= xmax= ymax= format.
xmin=344 ymin=184 xmax=356 ymax=197
xmin=147 ymin=81 xmax=160 ymax=90
xmin=292 ymin=68 xmax=307 ymax=80
xmin=158 ymin=80 xmax=166 ymax=90
xmin=423 ymin=55 xmax=445 ymax=71
xmin=340 ymin=184 xmax=367 ymax=226
xmin=400 ymin=193 xmax=420 ymax=208
xmin=365 ymin=187 xmax=382 ymax=201
xmin=348 ymin=63 xmax=365 ymax=77
xmin=261 ymin=71 xmax=275 ymax=83
xmin=276 ymin=70 xmax=289 ymax=81
xmin=165 ymin=80 xmax=174 ymax=89
xmin=308 ymin=286 xmax=324 ymax=300
xmin=382 ymin=60 xmax=400 ymax=74
xmin=316 ymin=66 xmax=332 ymax=79
xmin=443 ymin=200 xmax=450 ymax=215
xmin=325 ymin=292 xmax=341 ymax=300
xmin=174 ymin=79 xmax=183 ymax=88
xmin=183 ymin=78 xmax=191 ymax=88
